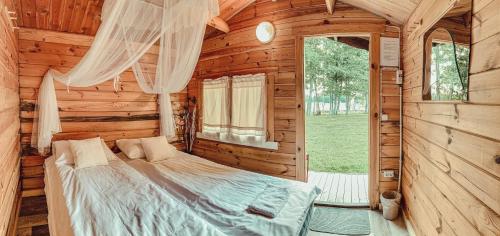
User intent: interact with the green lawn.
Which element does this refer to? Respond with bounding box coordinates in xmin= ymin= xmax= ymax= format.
xmin=306 ymin=113 xmax=368 ymax=173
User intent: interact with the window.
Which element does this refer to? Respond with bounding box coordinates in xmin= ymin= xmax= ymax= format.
xmin=199 ymin=74 xmax=277 ymax=149
xmin=426 ymin=39 xmax=469 ymax=100
xmin=423 ymin=27 xmax=470 ymax=101
xmin=421 ymin=0 xmax=472 ymax=101
xmin=201 ymin=76 xmax=230 ymax=138
xmin=231 ymin=74 xmax=266 ymax=143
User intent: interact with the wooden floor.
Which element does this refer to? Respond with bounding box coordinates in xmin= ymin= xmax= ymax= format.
xmin=16 ymin=196 xmax=49 ymax=236
xmin=15 ymin=196 xmax=408 ymax=236
xmin=308 ymin=209 xmax=410 ymax=236
xmin=308 ymin=171 xmax=369 ymax=206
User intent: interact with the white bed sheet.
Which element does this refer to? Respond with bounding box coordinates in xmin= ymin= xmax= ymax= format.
xmin=126 ymin=151 xmax=320 ymax=236
xmin=45 ymin=155 xmax=74 ymax=236
xmin=45 ymin=154 xmax=226 ymax=236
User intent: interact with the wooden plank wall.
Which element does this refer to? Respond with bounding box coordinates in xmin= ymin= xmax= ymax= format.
xmin=17 ymin=28 xmax=187 ymax=197
xmin=401 ymin=0 xmax=500 ymax=235
xmin=0 ymin=0 xmax=20 ymax=235
xmin=370 ymin=34 xmax=402 ymax=206
xmin=379 ymin=69 xmax=401 ymax=194
xmin=188 ymin=0 xmax=402 ymax=202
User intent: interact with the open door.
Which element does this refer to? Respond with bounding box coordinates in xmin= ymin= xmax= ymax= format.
xmin=297 ymin=33 xmax=380 ymax=208
xmin=302 ymin=36 xmax=370 ymax=206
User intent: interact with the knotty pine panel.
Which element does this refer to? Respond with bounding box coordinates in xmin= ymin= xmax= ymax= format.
xmin=0 ymin=0 xmax=20 ymax=235
xmin=14 ymin=0 xmax=103 ymax=35
xmin=17 ymin=29 xmax=187 ymax=195
xmin=401 ymin=0 xmax=500 ymax=235
xmin=379 ymin=70 xmax=401 ymax=191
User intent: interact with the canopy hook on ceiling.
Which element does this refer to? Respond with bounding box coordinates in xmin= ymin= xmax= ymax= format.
xmin=113 ymin=75 xmax=121 ymax=92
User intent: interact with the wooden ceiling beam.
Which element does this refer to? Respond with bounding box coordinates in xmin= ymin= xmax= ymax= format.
xmin=205 ymin=0 xmax=256 ymax=38
xmin=219 ymin=0 xmax=255 ymax=21
xmin=207 ymin=16 xmax=230 ymax=33
xmin=325 ymin=0 xmax=337 ymax=14
xmin=333 ymin=37 xmax=370 ymax=51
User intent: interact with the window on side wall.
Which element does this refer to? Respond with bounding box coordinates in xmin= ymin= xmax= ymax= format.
xmin=199 ymin=74 xmax=277 ymax=149
xmin=201 ymin=76 xmax=230 ymax=139
xmin=421 ymin=1 xmax=472 ymax=101
xmin=230 ymin=74 xmax=266 ymax=144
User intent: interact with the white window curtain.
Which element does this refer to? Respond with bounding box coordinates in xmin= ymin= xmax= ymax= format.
xmin=230 ymin=74 xmax=266 ymax=143
xmin=202 ymin=77 xmax=230 ymax=139
xmin=31 ymin=0 xmax=219 ymax=153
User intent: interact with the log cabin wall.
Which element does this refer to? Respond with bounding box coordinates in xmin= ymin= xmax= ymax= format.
xmin=17 ymin=28 xmax=187 ymax=197
xmin=0 ymin=0 xmax=20 ymax=235
xmin=401 ymin=0 xmax=500 ymax=235
xmin=189 ymin=0 xmax=402 ymax=206
xmin=379 ymin=69 xmax=402 ymax=193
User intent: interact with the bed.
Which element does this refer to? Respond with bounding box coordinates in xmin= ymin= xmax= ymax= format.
xmin=44 ymin=154 xmax=226 ymax=236
xmin=45 ymin=147 xmax=319 ymax=236
xmin=123 ymin=150 xmax=320 ymax=236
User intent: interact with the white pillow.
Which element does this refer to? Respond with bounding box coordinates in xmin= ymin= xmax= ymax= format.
xmin=140 ymin=136 xmax=177 ymax=162
xmin=53 ymin=139 xmax=117 ymax=165
xmin=53 ymin=140 xmax=75 ymax=165
xmin=69 ymin=137 xmax=109 ymax=169
xmin=116 ymin=139 xmax=146 ymax=159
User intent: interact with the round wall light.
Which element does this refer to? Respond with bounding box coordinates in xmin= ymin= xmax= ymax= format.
xmin=256 ymin=21 xmax=276 ymax=44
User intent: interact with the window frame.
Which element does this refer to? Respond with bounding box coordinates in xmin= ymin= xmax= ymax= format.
xmin=422 ymin=28 xmax=471 ymax=101
xmin=196 ymin=72 xmax=278 ymax=150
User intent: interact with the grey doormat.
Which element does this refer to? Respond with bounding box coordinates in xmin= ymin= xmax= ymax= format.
xmin=309 ymin=207 xmax=371 ymax=235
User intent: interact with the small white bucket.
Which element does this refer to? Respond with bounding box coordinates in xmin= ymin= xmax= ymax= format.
xmin=380 ymin=191 xmax=401 ymax=220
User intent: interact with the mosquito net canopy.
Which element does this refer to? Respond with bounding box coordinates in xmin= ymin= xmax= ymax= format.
xmin=31 ymin=0 xmax=219 ymax=153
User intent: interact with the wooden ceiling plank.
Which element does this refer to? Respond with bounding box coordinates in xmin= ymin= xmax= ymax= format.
xmin=325 ymin=0 xmax=337 ymax=15
xmin=68 ymin=0 xmax=88 ymax=33
xmin=35 ymin=0 xmax=51 ymax=29
xmin=339 ymin=0 xmax=420 ymax=25
xmin=54 ymin=0 xmax=65 ymax=30
xmin=13 ymin=0 xmax=23 ymax=27
xmin=11 ymin=0 xmax=422 ymax=37
xmin=60 ymin=0 xmax=75 ymax=31
xmin=50 ymin=0 xmax=62 ymax=30
xmin=79 ymin=0 xmax=95 ymax=34
xmin=87 ymin=0 xmax=102 ymax=35
xmin=13 ymin=0 xmax=256 ymax=36
xmin=21 ymin=0 xmax=37 ymax=27
xmin=68 ymin=0 xmax=83 ymax=33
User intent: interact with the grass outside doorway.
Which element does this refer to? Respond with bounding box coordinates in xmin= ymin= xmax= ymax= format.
xmin=306 ymin=113 xmax=368 ymax=173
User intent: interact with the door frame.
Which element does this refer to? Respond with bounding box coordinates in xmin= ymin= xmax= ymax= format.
xmin=295 ymin=33 xmax=381 ymax=209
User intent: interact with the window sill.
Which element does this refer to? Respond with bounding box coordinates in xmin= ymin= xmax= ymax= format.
xmin=196 ymin=132 xmax=279 ymax=150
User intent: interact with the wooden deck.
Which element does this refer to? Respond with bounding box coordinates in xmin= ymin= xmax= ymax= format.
xmin=308 ymin=171 xmax=369 ymax=206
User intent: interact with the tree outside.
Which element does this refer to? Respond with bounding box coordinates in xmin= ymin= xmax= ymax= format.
xmin=304 ymin=37 xmax=369 ymax=174
xmin=429 ymin=42 xmax=470 ymax=101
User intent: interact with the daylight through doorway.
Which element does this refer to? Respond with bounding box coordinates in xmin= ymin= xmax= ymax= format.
xmin=304 ymin=36 xmax=370 ymax=206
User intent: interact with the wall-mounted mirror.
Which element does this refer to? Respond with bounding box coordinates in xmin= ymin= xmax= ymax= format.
xmin=422 ymin=0 xmax=472 ymax=101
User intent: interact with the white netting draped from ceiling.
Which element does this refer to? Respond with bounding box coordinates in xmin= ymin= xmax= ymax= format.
xmin=31 ymin=0 xmax=219 ymax=154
